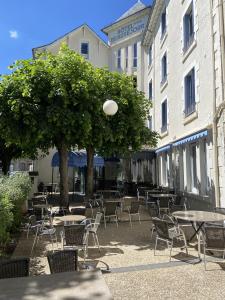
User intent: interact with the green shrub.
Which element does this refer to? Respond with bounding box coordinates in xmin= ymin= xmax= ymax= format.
xmin=0 ymin=173 xmax=31 ymax=244
xmin=0 ymin=193 xmax=13 ymax=246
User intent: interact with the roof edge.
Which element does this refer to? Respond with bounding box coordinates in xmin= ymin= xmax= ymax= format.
xmin=142 ymin=0 xmax=164 ymax=46
xmin=32 ymin=23 xmax=109 ymax=58
xmin=102 ymin=6 xmax=151 ymax=35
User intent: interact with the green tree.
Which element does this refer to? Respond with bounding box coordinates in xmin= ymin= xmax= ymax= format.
xmin=0 ymin=139 xmax=23 ymax=175
xmin=0 ymin=45 xmax=158 ymax=206
xmin=81 ymin=68 xmax=158 ymax=196
xmin=0 ymin=45 xmax=96 ymax=207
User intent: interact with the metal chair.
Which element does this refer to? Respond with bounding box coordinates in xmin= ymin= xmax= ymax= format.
xmin=203 ymin=226 xmax=225 ymax=270
xmin=126 ymin=201 xmax=141 ymax=227
xmin=152 ymin=217 xmax=188 ymax=261
xmin=0 ymin=257 xmax=30 ymax=279
xmin=86 ymin=212 xmax=102 ymax=251
xmin=103 ymin=202 xmax=118 ymax=228
xmin=47 ymin=250 xmax=78 ymax=273
xmin=148 ymin=202 xmax=160 ymax=237
xmin=62 ymin=224 xmax=88 ymax=262
xmin=31 ymin=221 xmax=58 ymax=255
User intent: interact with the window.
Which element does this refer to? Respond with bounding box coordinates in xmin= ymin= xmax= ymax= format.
xmin=125 ymin=46 xmax=129 ymax=69
xmin=117 ymin=48 xmax=121 ymax=69
xmin=190 ymin=143 xmax=198 ymax=191
xmin=184 ymin=68 xmax=195 ymax=116
xmin=81 ymin=42 xmax=89 ymax=58
xmin=149 ymin=81 xmax=153 ymax=100
xmin=161 ymin=9 xmax=167 ymax=38
xmin=148 ymin=45 xmax=152 ymax=66
xmin=148 ymin=116 xmax=152 ymax=130
xmin=162 ymin=152 xmax=169 ymax=186
xmin=161 ymin=99 xmax=167 ymax=133
xmin=161 ymin=53 xmax=167 ymax=85
xmin=133 ymin=43 xmax=137 ymax=68
xmin=183 ymin=1 xmax=194 ymax=52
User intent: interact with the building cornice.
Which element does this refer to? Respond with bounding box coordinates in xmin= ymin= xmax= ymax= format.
xmin=102 ymin=6 xmax=151 ymax=35
xmin=142 ymin=0 xmax=165 ymax=47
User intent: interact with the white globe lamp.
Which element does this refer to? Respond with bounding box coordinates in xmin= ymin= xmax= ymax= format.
xmin=103 ymin=99 xmax=118 ymax=116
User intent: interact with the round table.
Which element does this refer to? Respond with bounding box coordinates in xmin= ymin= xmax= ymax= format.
xmin=173 ymin=210 xmax=225 ymax=223
xmin=173 ymin=210 xmax=225 ymax=261
xmin=53 ymin=215 xmax=86 ymax=226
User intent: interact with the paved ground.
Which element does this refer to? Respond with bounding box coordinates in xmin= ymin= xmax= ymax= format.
xmin=13 ymin=207 xmax=225 ymax=300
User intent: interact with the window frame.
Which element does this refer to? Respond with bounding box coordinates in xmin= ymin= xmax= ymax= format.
xmin=184 ymin=67 xmax=196 ymax=117
xmin=149 ymin=80 xmax=153 ymax=100
xmin=183 ymin=1 xmax=195 ymax=52
xmin=161 ymin=9 xmax=167 ymax=39
xmin=125 ymin=46 xmax=129 ymax=69
xmin=190 ymin=143 xmax=198 ymax=193
xmin=148 ymin=45 xmax=153 ymax=66
xmin=161 ymin=99 xmax=168 ymax=133
xmin=161 ymin=52 xmax=167 ymax=85
xmin=81 ymin=42 xmax=89 ymax=59
xmin=117 ymin=48 xmax=122 ymax=69
xmin=133 ymin=43 xmax=138 ymax=68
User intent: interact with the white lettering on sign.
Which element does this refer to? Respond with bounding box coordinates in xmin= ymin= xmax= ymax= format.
xmin=109 ymin=16 xmax=148 ymax=44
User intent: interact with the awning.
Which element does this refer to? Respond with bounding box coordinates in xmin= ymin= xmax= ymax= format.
xmin=51 ymin=151 xmax=105 ymax=168
xmin=172 ymin=130 xmax=208 ymax=147
xmin=155 ymin=145 xmax=171 ymax=154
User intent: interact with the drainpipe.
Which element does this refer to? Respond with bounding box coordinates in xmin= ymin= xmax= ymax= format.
xmin=211 ymin=0 xmax=225 ymax=207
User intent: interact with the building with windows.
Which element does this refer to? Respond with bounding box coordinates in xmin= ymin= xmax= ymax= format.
xmin=142 ymin=0 xmax=225 ymax=209
xmin=31 ymin=0 xmax=225 ymax=208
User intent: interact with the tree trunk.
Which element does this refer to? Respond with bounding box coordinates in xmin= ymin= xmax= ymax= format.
xmin=57 ymin=142 xmax=69 ymax=208
xmin=2 ymin=157 xmax=11 ymax=175
xmin=86 ymin=146 xmax=94 ymax=197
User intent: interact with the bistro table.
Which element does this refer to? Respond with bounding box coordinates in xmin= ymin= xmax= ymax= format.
xmin=0 ymin=269 xmax=113 ymax=300
xmin=173 ymin=210 xmax=225 ymax=260
xmin=53 ymin=215 xmax=86 ymax=226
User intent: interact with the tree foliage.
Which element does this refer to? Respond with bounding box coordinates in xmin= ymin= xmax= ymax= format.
xmin=0 ymin=45 xmax=158 ymax=203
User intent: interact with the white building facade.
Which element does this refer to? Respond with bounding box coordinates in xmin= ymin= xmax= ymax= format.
xmin=142 ymin=0 xmax=225 ymax=209
xmin=31 ymin=0 xmax=225 ymax=208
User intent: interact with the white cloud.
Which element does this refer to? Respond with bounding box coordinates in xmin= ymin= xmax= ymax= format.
xmin=9 ymin=30 xmax=19 ymax=39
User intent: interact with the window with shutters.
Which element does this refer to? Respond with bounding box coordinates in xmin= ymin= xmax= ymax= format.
xmin=117 ymin=48 xmax=121 ymax=69
xmin=184 ymin=67 xmax=195 ymax=116
xmin=133 ymin=43 xmax=137 ymax=68
xmin=161 ymin=99 xmax=167 ymax=133
xmin=183 ymin=1 xmax=194 ymax=52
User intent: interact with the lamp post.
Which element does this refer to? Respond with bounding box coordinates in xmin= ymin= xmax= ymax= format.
xmin=103 ymin=99 xmax=118 ymax=116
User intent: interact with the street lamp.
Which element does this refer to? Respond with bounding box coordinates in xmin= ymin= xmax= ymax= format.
xmin=103 ymin=99 xmax=118 ymax=116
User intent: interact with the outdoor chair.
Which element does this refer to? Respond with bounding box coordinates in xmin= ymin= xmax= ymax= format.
xmin=203 ymin=226 xmax=225 ymax=270
xmin=0 ymin=257 xmax=30 ymax=279
xmin=62 ymin=224 xmax=88 ymax=261
xmin=148 ymin=203 xmax=160 ymax=237
xmin=125 ymin=201 xmax=141 ymax=227
xmin=103 ymin=201 xmax=118 ymax=228
xmin=30 ymin=221 xmax=58 ymax=256
xmin=47 ymin=250 xmax=78 ymax=273
xmin=152 ymin=217 xmax=188 ymax=261
xmin=86 ymin=212 xmax=103 ymax=251
xmin=25 ymin=215 xmax=39 ymax=238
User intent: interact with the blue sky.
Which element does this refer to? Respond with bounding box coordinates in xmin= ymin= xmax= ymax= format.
xmin=0 ymin=0 xmax=151 ymax=75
